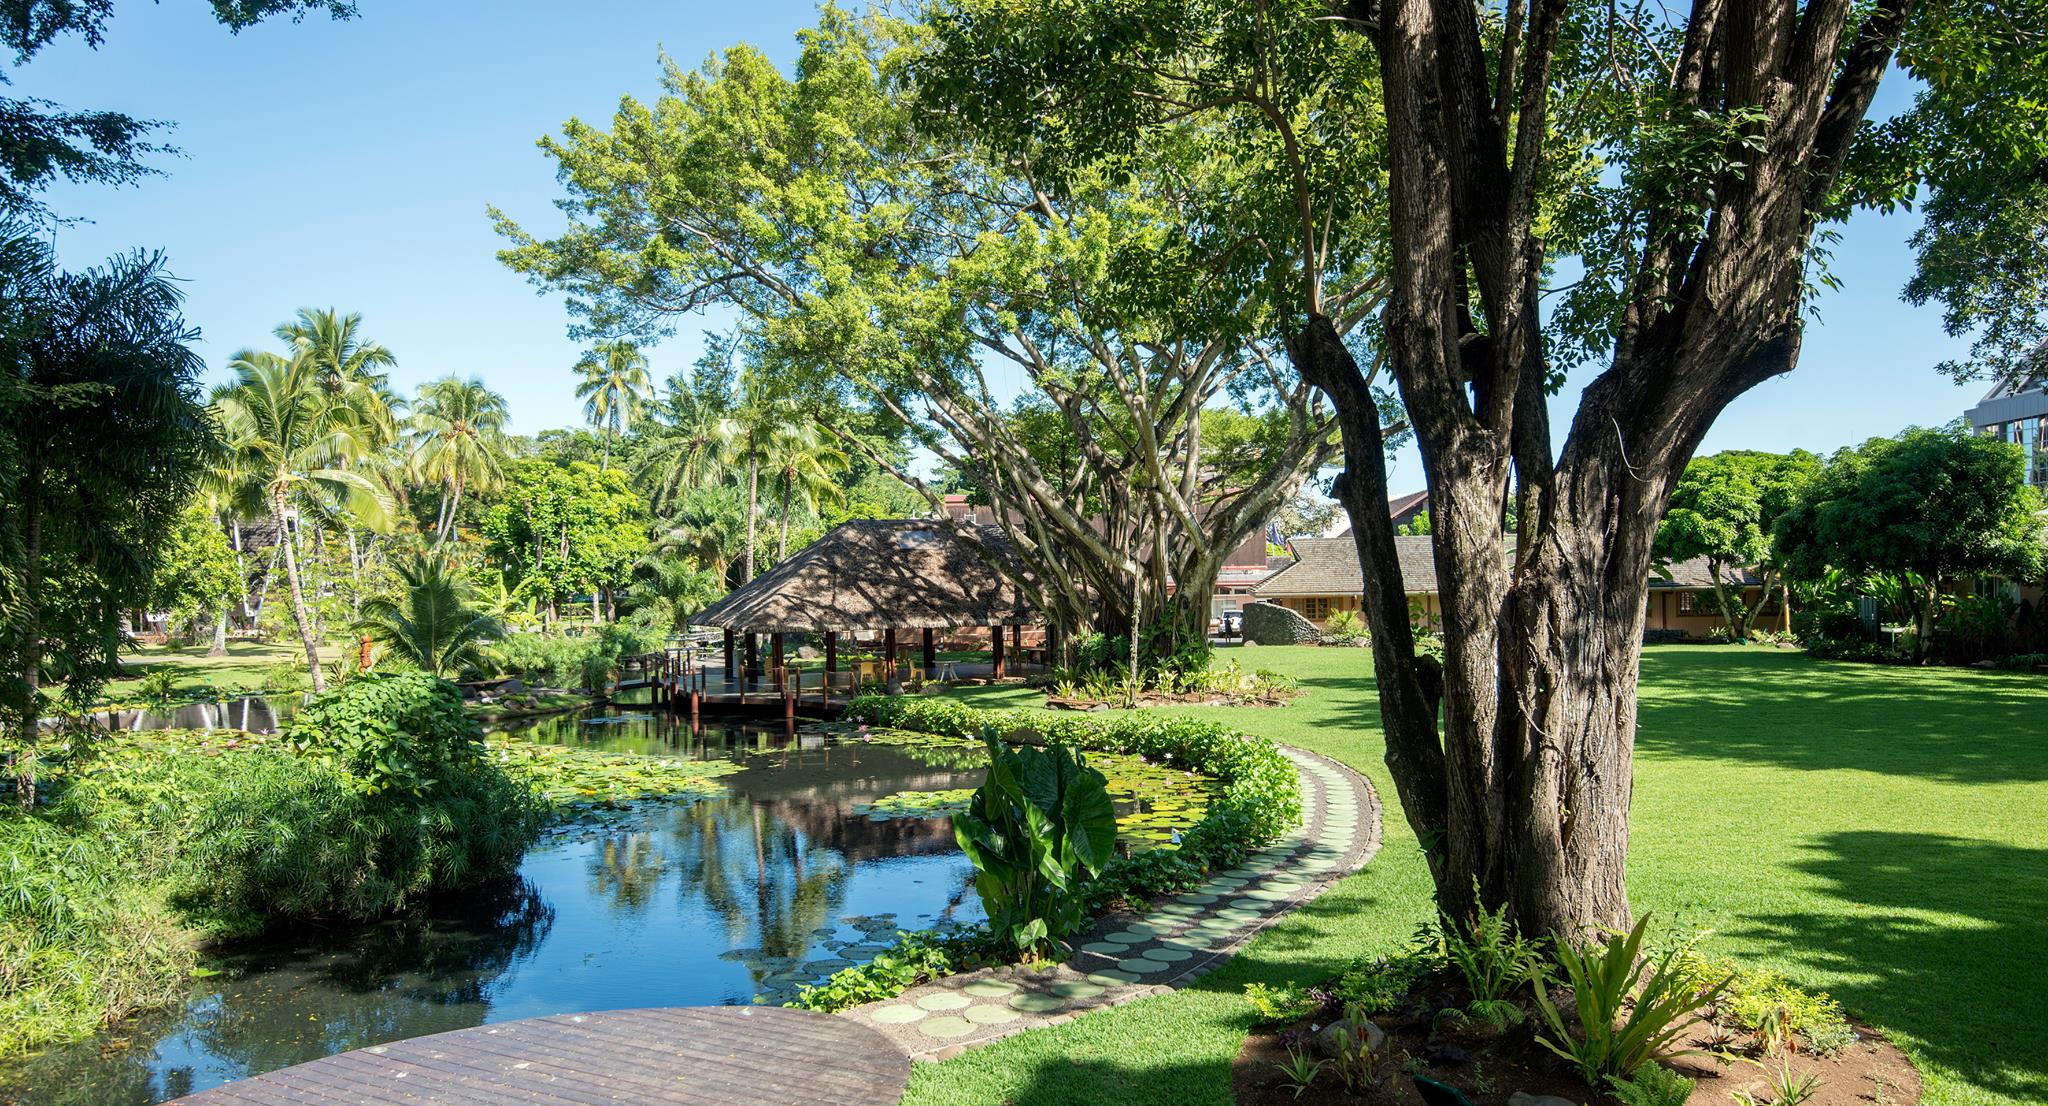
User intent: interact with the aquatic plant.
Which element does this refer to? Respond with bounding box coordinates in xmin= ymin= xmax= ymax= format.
xmin=953 ymin=733 xmax=1118 ymax=958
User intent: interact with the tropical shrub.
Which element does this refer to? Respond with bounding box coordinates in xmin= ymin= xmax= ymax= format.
xmin=492 ymin=623 xmax=659 ymax=691
xmin=1532 ymin=915 xmax=1729 ymax=1081
xmin=953 ymin=733 xmax=1118 ymax=957
xmin=171 ymin=753 xmax=541 ymax=935
xmin=135 ymin=667 xmax=179 ymax=702
xmin=1324 ymin=608 xmax=1367 ymax=644
xmin=356 ymin=552 xmax=501 ymax=676
xmin=286 ymin=670 xmax=484 ymax=799
xmin=1244 ymin=981 xmax=1323 ymax=1024
xmin=175 ymin=674 xmax=545 ymax=933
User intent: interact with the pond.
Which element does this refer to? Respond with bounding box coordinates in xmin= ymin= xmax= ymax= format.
xmin=0 ymin=696 xmax=1212 ymax=1106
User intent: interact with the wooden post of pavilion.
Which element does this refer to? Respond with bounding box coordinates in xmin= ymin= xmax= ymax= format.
xmin=723 ymin=628 xmax=736 ymax=681
xmin=991 ymin=623 xmax=1005 ymax=678
xmin=824 ymin=631 xmax=838 ymax=698
xmin=922 ymin=628 xmax=935 ymax=672
xmin=883 ymin=627 xmax=898 ymax=691
xmin=772 ymin=633 xmax=786 ymax=691
xmin=745 ymin=633 xmax=761 ymax=683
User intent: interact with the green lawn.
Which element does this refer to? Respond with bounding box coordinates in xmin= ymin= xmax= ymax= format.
xmin=901 ymin=645 xmax=2047 ymax=1106
xmin=98 ymin=640 xmax=313 ymax=701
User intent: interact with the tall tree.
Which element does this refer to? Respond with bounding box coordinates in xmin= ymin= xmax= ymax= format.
xmin=479 ymin=459 xmax=649 ymax=624
xmin=0 ymin=228 xmax=214 ymax=808
xmin=1776 ymin=426 xmax=2046 ymax=659
xmin=494 ymin=9 xmax=1363 ymax=663
xmin=1654 ymin=450 xmax=1820 ymax=639
xmin=573 ymin=338 xmax=651 ymax=469
xmin=921 ymin=0 xmax=2048 ymax=933
xmin=149 ymin=497 xmax=245 ymax=655
xmin=408 ymin=375 xmax=510 ymax=548
xmin=767 ymin=422 xmax=848 ymax=561
xmin=212 ymin=350 xmax=391 ymax=692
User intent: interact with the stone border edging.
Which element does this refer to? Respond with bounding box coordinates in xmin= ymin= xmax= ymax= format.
xmin=837 ymin=744 xmax=1383 ymax=1061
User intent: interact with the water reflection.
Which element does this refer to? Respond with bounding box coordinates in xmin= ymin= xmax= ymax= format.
xmin=0 ymin=707 xmax=984 ymax=1106
xmin=91 ymin=695 xmax=293 ymax=735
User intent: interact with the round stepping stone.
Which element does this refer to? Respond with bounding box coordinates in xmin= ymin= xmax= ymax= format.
xmin=919 ymin=1015 xmax=975 ymax=1038
xmin=963 ymin=1003 xmax=1021 ymax=1025
xmin=1140 ymin=946 xmax=1193 ymax=963
xmin=1229 ymin=898 xmax=1269 ymax=911
xmin=1080 ymin=941 xmax=1129 ymax=956
xmin=915 ymin=992 xmax=970 ymax=1012
xmin=1116 ymin=958 xmax=1169 ymax=974
xmin=1009 ymin=992 xmax=1065 ymax=1013
xmin=1174 ymin=893 xmax=1219 ymax=906
xmin=1247 ymin=887 xmax=1293 ymax=902
xmin=961 ymin=979 xmax=1019 ymax=998
xmin=1107 ymin=927 xmax=1161 ymax=943
xmin=1216 ymin=909 xmax=1261 ymax=924
xmin=870 ymin=1004 xmax=926 ymax=1024
xmin=1088 ymin=970 xmax=1139 ymax=985
xmin=1153 ymin=903 xmax=1202 ymax=917
xmin=1050 ymin=980 xmax=1106 ymax=999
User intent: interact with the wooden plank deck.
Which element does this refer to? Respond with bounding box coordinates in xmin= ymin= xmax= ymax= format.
xmin=166 ymin=1007 xmax=910 ymax=1106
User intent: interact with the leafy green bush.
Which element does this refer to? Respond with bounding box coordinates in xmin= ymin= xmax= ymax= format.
xmin=491 ymin=623 xmax=660 ymax=691
xmin=954 ymin=733 xmax=1118 ymax=957
xmin=1718 ymin=964 xmax=1855 ymax=1057
xmin=1331 ymin=945 xmax=1438 ymax=1013
xmin=1532 ymin=914 xmax=1728 ymax=1082
xmin=259 ymin=661 xmax=308 ymax=695
xmin=287 ymin=671 xmax=484 ymax=799
xmin=1324 ymin=609 xmax=1366 ymax=644
xmin=135 ymin=667 xmax=179 ymax=702
xmin=1608 ymin=1062 xmax=1698 ymax=1106
xmin=1244 ymin=981 xmax=1323 ymax=1024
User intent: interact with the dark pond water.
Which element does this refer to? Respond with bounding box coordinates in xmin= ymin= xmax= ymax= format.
xmin=0 ymin=700 xmax=996 ymax=1106
xmin=89 ymin=695 xmax=297 ymax=735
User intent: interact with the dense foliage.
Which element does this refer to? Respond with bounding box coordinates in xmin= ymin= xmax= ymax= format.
xmin=1654 ymin=451 xmax=1820 ymax=640
xmin=952 ymin=733 xmax=1118 ymax=958
xmin=1776 ymin=425 xmax=2046 ymax=659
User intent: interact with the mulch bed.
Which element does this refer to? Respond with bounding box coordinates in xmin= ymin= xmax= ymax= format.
xmin=1233 ymin=988 xmax=1919 ymax=1106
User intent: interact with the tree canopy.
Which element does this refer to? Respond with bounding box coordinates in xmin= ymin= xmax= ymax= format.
xmin=1776 ymin=425 xmax=2046 ymax=655
xmin=1655 ymin=450 xmax=1820 ymax=638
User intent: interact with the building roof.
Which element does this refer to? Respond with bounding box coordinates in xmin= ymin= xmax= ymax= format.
xmin=693 ymin=519 xmax=1039 ymax=634
xmin=1253 ymin=535 xmax=1441 ymax=598
xmin=1330 ymin=491 xmax=1431 ymax=538
xmin=1650 ymin=556 xmax=1762 ymax=589
xmin=1965 ymin=365 xmax=2048 ymax=428
xmin=1254 ymin=537 xmax=1765 ymax=600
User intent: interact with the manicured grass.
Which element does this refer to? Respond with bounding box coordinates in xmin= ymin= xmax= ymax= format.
xmin=100 ymin=640 xmax=314 ymax=700
xmin=901 ymin=645 xmax=2047 ymax=1106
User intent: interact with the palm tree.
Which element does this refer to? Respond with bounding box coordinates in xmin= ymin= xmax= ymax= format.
xmin=573 ymin=339 xmax=650 ymax=469
xmin=768 ymin=425 xmax=848 ymax=560
xmin=356 ymin=552 xmax=500 ymax=677
xmin=276 ymin=308 xmax=400 ymax=610
xmin=636 ymin=376 xmax=734 ymax=512
xmin=408 ymin=376 xmax=510 ymax=548
xmin=276 ymin=307 xmax=400 ymax=446
xmin=213 ymin=351 xmax=393 ymax=692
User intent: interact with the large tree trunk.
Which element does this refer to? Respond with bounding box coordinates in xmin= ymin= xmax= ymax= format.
xmin=209 ymin=608 xmax=229 ymax=657
xmin=275 ymin=495 xmax=327 ymax=693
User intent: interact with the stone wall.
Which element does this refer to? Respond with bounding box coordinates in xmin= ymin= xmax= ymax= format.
xmin=1243 ymin=601 xmax=1322 ymax=645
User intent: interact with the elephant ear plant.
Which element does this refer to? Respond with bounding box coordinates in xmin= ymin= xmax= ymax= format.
xmin=953 ymin=729 xmax=1118 ymax=959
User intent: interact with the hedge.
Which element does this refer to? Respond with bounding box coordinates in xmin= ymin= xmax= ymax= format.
xmin=790 ymin=695 xmax=1304 ymax=1011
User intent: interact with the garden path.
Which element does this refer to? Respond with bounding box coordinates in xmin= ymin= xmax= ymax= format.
xmin=837 ymin=745 xmax=1382 ymax=1061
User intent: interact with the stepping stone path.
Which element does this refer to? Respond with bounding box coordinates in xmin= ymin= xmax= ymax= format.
xmin=841 ymin=746 xmax=1381 ymax=1061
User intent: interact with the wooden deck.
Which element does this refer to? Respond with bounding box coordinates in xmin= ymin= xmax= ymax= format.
xmin=166 ymin=1006 xmax=910 ymax=1106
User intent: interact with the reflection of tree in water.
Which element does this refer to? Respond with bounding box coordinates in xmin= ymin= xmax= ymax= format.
xmin=667 ymin=793 xmax=849 ymax=967
xmin=588 ymin=831 xmax=668 ymax=911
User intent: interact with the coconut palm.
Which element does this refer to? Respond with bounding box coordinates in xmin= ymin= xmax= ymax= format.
xmin=213 ymin=351 xmax=393 ymax=692
xmin=573 ymin=339 xmax=651 ymax=469
xmin=768 ymin=425 xmax=848 ymax=560
xmin=276 ymin=307 xmax=400 ymax=446
xmin=356 ymin=552 xmax=500 ymax=677
xmin=408 ymin=376 xmax=510 ymax=548
xmin=636 ymin=376 xmax=734 ymax=512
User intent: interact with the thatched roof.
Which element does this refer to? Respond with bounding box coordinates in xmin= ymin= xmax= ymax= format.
xmin=692 ymin=519 xmax=1039 ymax=634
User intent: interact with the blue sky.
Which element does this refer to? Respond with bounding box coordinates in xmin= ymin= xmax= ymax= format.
xmin=25 ymin=1 xmax=1987 ymax=493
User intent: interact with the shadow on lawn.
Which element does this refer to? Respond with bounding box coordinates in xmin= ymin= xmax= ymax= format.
xmin=1634 ymin=649 xmax=2048 ymax=784
xmin=1729 ymin=830 xmax=2048 ymax=1103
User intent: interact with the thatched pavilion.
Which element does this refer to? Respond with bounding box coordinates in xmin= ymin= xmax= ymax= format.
xmin=691 ymin=519 xmax=1041 ymax=688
